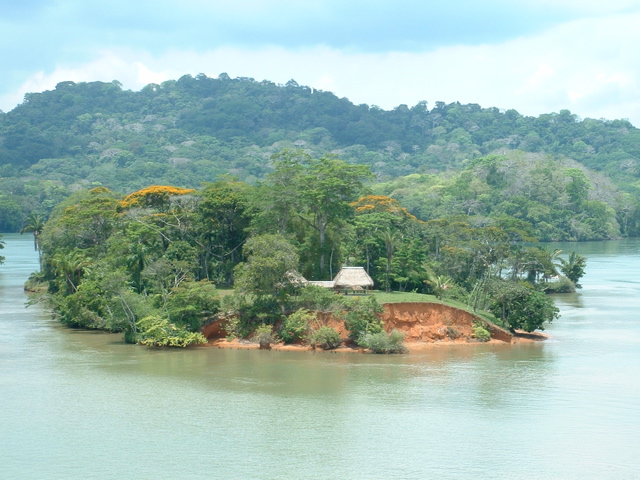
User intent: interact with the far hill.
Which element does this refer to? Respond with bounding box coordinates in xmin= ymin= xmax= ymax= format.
xmin=0 ymin=73 xmax=639 ymax=234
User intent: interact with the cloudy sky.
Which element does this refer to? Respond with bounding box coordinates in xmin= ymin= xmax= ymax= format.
xmin=2 ymin=0 xmax=640 ymax=124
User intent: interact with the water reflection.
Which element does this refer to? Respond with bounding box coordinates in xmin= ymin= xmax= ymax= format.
xmin=47 ymin=320 xmax=559 ymax=417
xmin=553 ymin=291 xmax=584 ymax=309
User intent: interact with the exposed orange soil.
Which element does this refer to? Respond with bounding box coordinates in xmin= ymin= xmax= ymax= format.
xmin=201 ymin=302 xmax=547 ymax=353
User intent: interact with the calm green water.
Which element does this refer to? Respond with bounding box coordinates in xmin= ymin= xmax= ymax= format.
xmin=1 ymin=234 xmax=639 ymax=479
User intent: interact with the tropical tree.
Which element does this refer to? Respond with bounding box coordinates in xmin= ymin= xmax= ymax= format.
xmin=20 ymin=212 xmax=46 ymax=252
xmin=164 ymin=280 xmax=220 ymax=331
xmin=40 ymin=187 xmax=120 ymax=255
xmin=234 ymin=234 xmax=300 ymax=299
xmin=424 ymin=271 xmax=453 ymax=300
xmin=106 ymin=221 xmax=163 ymax=293
xmin=349 ymin=195 xmax=423 ymax=290
xmin=381 ymin=228 xmax=401 ymax=292
xmin=195 ymin=180 xmax=253 ymax=285
xmin=299 ymin=156 xmax=371 ymax=278
xmin=565 ymin=168 xmax=591 ymax=208
xmin=125 ymin=242 xmax=151 ymax=293
xmin=267 ymin=150 xmax=372 ymax=279
xmin=50 ymin=249 xmax=91 ymax=294
xmin=256 ymin=149 xmax=305 ymax=235
xmin=519 ymin=246 xmax=560 ymax=284
xmin=488 ymin=280 xmax=559 ymax=332
xmin=558 ymin=252 xmax=587 ymax=288
xmin=119 ymin=185 xmax=196 ymax=212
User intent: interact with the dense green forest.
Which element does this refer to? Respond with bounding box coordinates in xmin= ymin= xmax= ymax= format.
xmin=29 ymin=151 xmax=582 ymax=348
xmin=1 ymin=73 xmax=639 ymax=239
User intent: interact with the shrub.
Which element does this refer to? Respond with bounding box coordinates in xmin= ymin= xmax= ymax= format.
xmin=441 ymin=282 xmax=469 ymax=302
xmin=55 ymin=281 xmax=108 ymax=329
xmin=221 ymin=294 xmax=280 ymax=338
xmin=164 ymin=280 xmax=219 ymax=331
xmin=250 ymin=295 xmax=281 ymax=324
xmin=136 ymin=315 xmax=208 ymax=347
xmin=472 ymin=321 xmax=491 ymax=342
xmin=221 ymin=293 xmax=280 ymax=323
xmin=280 ymin=308 xmax=314 ymax=343
xmin=308 ymin=326 xmax=341 ymax=350
xmin=343 ymin=296 xmax=384 ymax=341
xmin=542 ymin=276 xmax=576 ymax=294
xmin=253 ymin=324 xmax=277 ymax=349
xmin=223 ymin=316 xmax=243 ymax=340
xmin=25 ymin=271 xmax=48 ymax=293
xmin=220 ymin=293 xmax=247 ymax=315
xmin=359 ymin=329 xmax=407 ymax=354
xmin=293 ymin=285 xmax=344 ymax=312
xmin=446 ymin=326 xmax=462 ymax=340
xmin=488 ymin=280 xmax=559 ymax=332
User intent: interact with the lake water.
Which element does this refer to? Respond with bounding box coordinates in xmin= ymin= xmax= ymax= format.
xmin=1 ymin=234 xmax=639 ymax=479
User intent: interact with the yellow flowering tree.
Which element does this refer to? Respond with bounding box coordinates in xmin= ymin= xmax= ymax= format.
xmin=119 ymin=185 xmax=196 ymax=212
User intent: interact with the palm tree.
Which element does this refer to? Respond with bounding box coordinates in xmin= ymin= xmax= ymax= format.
xmin=542 ymin=248 xmax=562 ymax=281
xmin=20 ymin=213 xmax=46 ymax=270
xmin=557 ymin=252 xmax=587 ymax=288
xmin=424 ymin=271 xmax=452 ymax=301
xmin=381 ymin=229 xmax=401 ymax=292
xmin=20 ymin=213 xmax=46 ymax=251
xmin=51 ymin=250 xmax=90 ymax=293
xmin=125 ymin=242 xmax=150 ymax=293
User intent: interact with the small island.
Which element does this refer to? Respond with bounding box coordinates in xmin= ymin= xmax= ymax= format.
xmin=24 ymin=150 xmax=584 ymax=353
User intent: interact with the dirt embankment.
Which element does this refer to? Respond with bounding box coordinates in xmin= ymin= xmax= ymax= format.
xmin=383 ymin=302 xmax=514 ymax=344
xmin=201 ymin=318 xmax=228 ymax=339
xmin=203 ymin=301 xmax=520 ymax=349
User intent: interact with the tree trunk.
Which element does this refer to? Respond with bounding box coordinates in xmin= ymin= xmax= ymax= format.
xmin=319 ymin=224 xmax=326 ymax=277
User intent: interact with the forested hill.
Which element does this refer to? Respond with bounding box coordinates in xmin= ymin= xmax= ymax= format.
xmin=0 ymin=73 xmax=639 ymax=233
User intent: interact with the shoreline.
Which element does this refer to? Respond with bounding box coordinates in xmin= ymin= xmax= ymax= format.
xmin=202 ymin=302 xmax=548 ymax=353
xmin=204 ymin=330 xmax=549 ymax=353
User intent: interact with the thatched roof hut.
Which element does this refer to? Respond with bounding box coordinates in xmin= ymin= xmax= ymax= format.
xmin=332 ymin=267 xmax=374 ymax=290
xmin=275 ymin=270 xmax=308 ymax=290
xmin=284 ymin=269 xmax=308 ymax=287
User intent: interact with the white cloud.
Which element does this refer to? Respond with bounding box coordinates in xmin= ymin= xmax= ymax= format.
xmin=530 ymin=0 xmax=640 ymax=14
xmin=134 ymin=62 xmax=172 ymax=86
xmin=3 ymin=11 xmax=640 ymax=125
xmin=0 ymin=52 xmax=132 ymax=110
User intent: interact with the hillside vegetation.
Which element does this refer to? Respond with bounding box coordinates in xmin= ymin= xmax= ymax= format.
xmin=1 ymin=74 xmax=639 ymax=238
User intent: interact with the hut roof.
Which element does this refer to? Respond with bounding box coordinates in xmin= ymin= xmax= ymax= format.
xmin=284 ymin=269 xmax=308 ymax=287
xmin=332 ymin=267 xmax=374 ymax=288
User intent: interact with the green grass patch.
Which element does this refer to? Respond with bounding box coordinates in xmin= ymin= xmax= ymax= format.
xmin=474 ymin=310 xmax=503 ymax=327
xmin=371 ymin=290 xmax=472 ymax=311
xmin=371 ymin=291 xmax=439 ymax=304
xmin=216 ymin=288 xmax=236 ymax=298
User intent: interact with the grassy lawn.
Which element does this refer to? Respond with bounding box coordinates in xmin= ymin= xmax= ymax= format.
xmin=216 ymin=288 xmax=236 ymax=298
xmin=371 ymin=291 xmax=438 ymax=304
